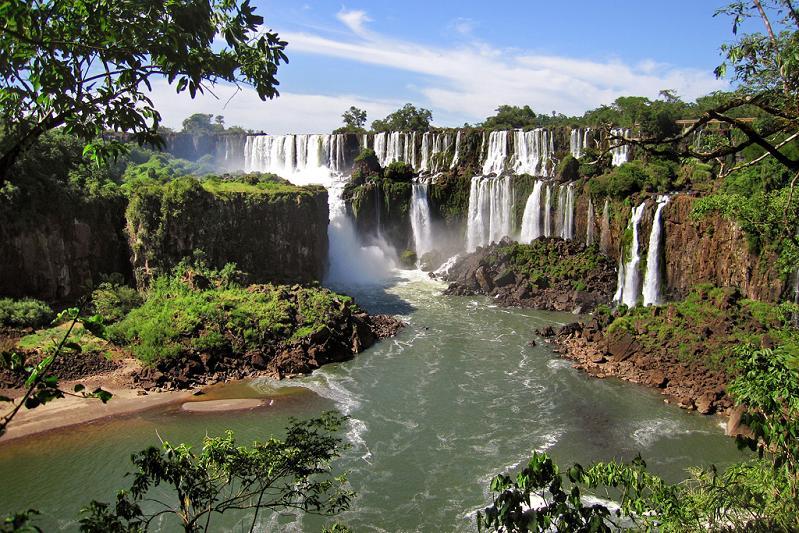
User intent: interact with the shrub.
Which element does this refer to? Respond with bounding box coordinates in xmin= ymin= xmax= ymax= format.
xmin=383 ymin=161 xmax=414 ymax=182
xmin=0 ymin=298 xmax=54 ymax=328
xmin=91 ymin=277 xmax=143 ymax=323
xmin=556 ymin=155 xmax=580 ymax=181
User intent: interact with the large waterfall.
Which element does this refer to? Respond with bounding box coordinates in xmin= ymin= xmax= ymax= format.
xmin=614 ymin=202 xmax=646 ymax=307
xmin=482 ymin=131 xmax=509 ymax=175
xmin=466 ymin=176 xmax=513 ymax=251
xmin=244 ymin=133 xmax=395 ymax=284
xmin=610 ymin=128 xmax=632 ymax=167
xmin=513 ymin=129 xmax=554 ymax=176
xmin=244 ymin=134 xmax=346 ymax=184
xmin=420 ymin=132 xmax=454 ymax=173
xmin=642 ymin=196 xmax=670 ymax=306
xmin=373 ymin=132 xmax=414 ymax=168
xmin=410 ymin=181 xmax=434 ymax=259
xmin=519 ymin=181 xmax=576 ymax=242
xmin=570 ymin=128 xmax=591 ymax=159
xmin=520 ymin=181 xmax=544 ymax=243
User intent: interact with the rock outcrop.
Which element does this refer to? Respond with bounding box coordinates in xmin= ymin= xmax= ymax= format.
xmin=441 ymin=237 xmax=616 ymax=313
xmin=0 ymin=195 xmax=132 ymax=301
xmin=126 ymin=179 xmax=329 ymax=287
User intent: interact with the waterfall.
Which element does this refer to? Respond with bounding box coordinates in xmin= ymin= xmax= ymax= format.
xmin=600 ymin=199 xmax=611 ymax=255
xmin=614 ymin=202 xmax=647 ymax=307
xmin=244 ymin=133 xmax=349 ymax=183
xmin=642 ymin=196 xmax=670 ymax=306
xmin=410 ymin=181 xmax=434 ymax=259
xmin=450 ymin=131 xmax=462 ymax=169
xmin=466 ymin=176 xmax=513 ymax=251
xmin=610 ymin=128 xmax=632 ymax=167
xmin=569 ymin=128 xmax=591 ymax=159
xmin=543 ymin=184 xmax=553 ymax=237
xmin=482 ymin=131 xmax=509 ymax=175
xmin=586 ymin=198 xmax=596 ymax=245
xmin=520 ymin=180 xmax=544 ymax=243
xmin=419 ymin=132 xmax=452 ymax=173
xmin=244 ymin=133 xmax=396 ymax=284
xmin=513 ymin=129 xmax=554 ymax=176
xmin=558 ymin=184 xmax=576 ymax=239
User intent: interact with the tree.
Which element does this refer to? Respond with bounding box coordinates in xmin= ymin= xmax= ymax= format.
xmin=479 ymin=344 xmax=799 ymax=532
xmin=0 ymin=0 xmax=288 ymax=179
xmin=371 ymin=103 xmax=432 ymax=132
xmin=342 ymin=106 xmax=367 ymax=130
xmin=182 ymin=113 xmax=216 ymax=134
xmin=481 ymin=105 xmax=538 ymax=130
xmin=79 ymin=413 xmax=352 ymax=532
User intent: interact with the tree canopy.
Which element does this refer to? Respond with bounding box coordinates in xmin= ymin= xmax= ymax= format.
xmin=0 ymin=0 xmax=288 ymax=179
xmin=371 ymin=103 xmax=432 ymax=132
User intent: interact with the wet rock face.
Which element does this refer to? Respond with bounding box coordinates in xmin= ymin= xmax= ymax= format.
xmin=440 ymin=237 xmax=616 ymax=313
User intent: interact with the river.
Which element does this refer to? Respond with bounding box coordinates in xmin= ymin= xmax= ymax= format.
xmin=0 ymin=270 xmax=744 ymax=531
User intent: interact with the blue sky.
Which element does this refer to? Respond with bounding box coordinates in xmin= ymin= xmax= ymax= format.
xmin=151 ymin=1 xmax=749 ymax=133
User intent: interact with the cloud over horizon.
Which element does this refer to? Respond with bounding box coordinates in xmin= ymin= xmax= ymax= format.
xmin=150 ymin=8 xmax=727 ymax=132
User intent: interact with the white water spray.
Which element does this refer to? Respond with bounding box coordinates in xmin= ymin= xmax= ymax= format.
xmin=410 ymin=181 xmax=434 ymax=259
xmin=466 ymin=176 xmax=513 ymax=251
xmin=642 ymin=196 xmax=670 ymax=306
xmin=614 ymin=202 xmax=646 ymax=307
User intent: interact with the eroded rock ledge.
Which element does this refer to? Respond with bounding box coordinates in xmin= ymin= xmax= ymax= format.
xmin=133 ymin=310 xmax=403 ymax=391
xmin=440 ymin=237 xmax=616 ymax=313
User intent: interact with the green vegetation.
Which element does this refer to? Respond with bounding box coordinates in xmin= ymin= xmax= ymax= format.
xmin=84 ymin=414 xmax=352 ymax=532
xmin=0 ymin=298 xmax=53 ymax=329
xmin=372 ymin=103 xmax=432 ymax=132
xmin=180 ymin=113 xmax=247 ymax=135
xmin=607 ymin=285 xmax=799 ymax=372
xmin=18 ymin=322 xmax=111 ymax=358
xmin=493 ymin=241 xmax=608 ymax=290
xmin=587 ymin=159 xmax=678 ymax=199
xmin=383 ymin=161 xmax=415 ymax=182
xmin=90 ymin=277 xmax=143 ymax=324
xmin=335 ymin=106 xmax=368 ymax=134
xmin=0 ymin=0 xmax=286 ymax=178
xmin=480 ymin=343 xmax=799 ymax=531
xmin=108 ymin=260 xmax=357 ymax=365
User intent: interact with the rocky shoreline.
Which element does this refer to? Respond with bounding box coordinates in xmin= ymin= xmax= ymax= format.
xmin=134 ymin=313 xmax=403 ymax=391
xmin=537 ymin=320 xmax=732 ymax=416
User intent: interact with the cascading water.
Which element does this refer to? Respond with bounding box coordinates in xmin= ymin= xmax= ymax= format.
xmin=543 ymin=185 xmax=553 ymax=237
xmin=420 ymin=132 xmax=453 ymax=173
xmin=244 ymin=133 xmax=395 ymax=283
xmin=610 ymin=128 xmax=632 ymax=167
xmin=450 ymin=131 xmax=462 ymax=169
xmin=482 ymin=131 xmax=509 ymax=175
xmin=513 ymin=129 xmax=554 ymax=176
xmin=558 ymin=184 xmax=576 ymax=240
xmin=466 ymin=176 xmax=513 ymax=251
xmin=410 ymin=181 xmax=434 ymax=259
xmin=520 ymin=180 xmax=544 ymax=243
xmin=570 ymin=128 xmax=591 ymax=159
xmin=600 ymin=199 xmax=611 ymax=254
xmin=642 ymin=195 xmax=670 ymax=306
xmin=614 ymin=202 xmax=647 ymax=307
xmin=586 ymin=198 xmax=595 ymax=245
xmin=245 ymin=134 xmax=347 ymax=185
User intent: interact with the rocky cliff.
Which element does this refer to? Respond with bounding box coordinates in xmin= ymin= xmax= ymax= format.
xmin=126 ymin=178 xmax=329 ymax=287
xmin=0 ymin=195 xmax=132 ymax=301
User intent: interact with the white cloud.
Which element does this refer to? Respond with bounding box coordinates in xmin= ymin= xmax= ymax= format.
xmin=147 ymin=78 xmax=399 ymax=133
xmin=336 ymin=9 xmax=372 ymax=37
xmin=280 ymin=11 xmax=727 ymax=125
xmin=450 ymin=17 xmax=476 ymax=35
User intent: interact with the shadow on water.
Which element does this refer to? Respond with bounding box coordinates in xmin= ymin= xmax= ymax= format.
xmin=325 ymin=272 xmax=418 ymax=316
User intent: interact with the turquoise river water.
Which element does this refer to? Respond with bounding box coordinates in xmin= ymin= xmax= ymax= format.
xmin=0 ymin=271 xmax=745 ymax=531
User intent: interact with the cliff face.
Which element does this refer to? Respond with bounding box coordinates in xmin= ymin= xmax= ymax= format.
xmin=0 ymin=196 xmax=132 ymax=301
xmin=126 ymin=180 xmax=329 ymax=287
xmin=345 ymin=180 xmax=413 ymax=252
xmin=661 ymin=195 xmax=787 ymax=302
